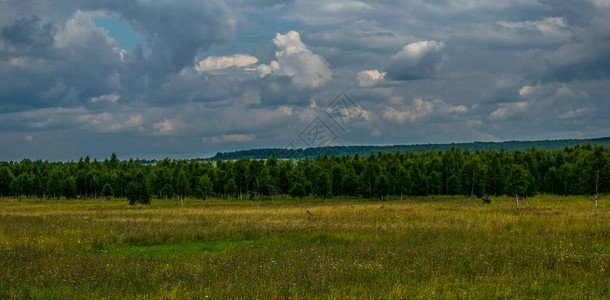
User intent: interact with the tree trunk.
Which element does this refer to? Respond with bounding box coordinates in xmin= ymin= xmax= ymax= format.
xmin=516 ymin=194 xmax=520 ymax=209
xmin=595 ymin=193 xmax=599 ymax=214
xmin=595 ymin=171 xmax=599 ymax=214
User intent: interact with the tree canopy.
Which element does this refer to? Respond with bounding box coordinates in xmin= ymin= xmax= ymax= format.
xmin=0 ymin=146 xmax=608 ymax=204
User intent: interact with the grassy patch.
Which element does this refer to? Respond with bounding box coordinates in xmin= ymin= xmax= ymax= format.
xmin=96 ymin=240 xmax=251 ymax=256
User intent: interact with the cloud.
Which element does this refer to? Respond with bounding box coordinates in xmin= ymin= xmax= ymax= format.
xmin=90 ymin=93 xmax=119 ymax=103
xmin=559 ymin=107 xmax=593 ymax=119
xmin=210 ymin=134 xmax=255 ymax=143
xmin=321 ymin=1 xmax=371 ymax=12
xmin=1 ymin=15 xmax=55 ymax=54
xmin=489 ymin=101 xmax=529 ymax=120
xmin=79 ymin=112 xmax=142 ymax=133
xmin=497 ymin=17 xmax=568 ymax=36
xmin=257 ymin=30 xmax=332 ymax=88
xmin=1 ymin=0 xmax=609 ymax=159
xmin=518 ymin=85 xmax=534 ymax=97
xmin=108 ymin=1 xmax=235 ymax=75
xmin=385 ymin=40 xmax=446 ymax=81
xmin=382 ymin=98 xmax=467 ymax=123
xmin=195 ymin=54 xmax=258 ymax=73
xmin=153 ymin=118 xmax=175 ymax=135
xmin=357 ymin=70 xmax=385 ymax=87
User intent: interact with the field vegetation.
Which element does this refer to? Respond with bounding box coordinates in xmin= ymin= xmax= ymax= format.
xmin=1 ymin=196 xmax=608 ymax=298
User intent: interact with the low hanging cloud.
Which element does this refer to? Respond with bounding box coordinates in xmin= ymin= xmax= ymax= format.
xmin=357 ymin=70 xmax=385 ymax=87
xmin=385 ymin=40 xmax=446 ymax=81
xmin=194 ymin=54 xmax=258 ymax=73
xmin=382 ymin=97 xmax=467 ymax=123
xmin=257 ymin=30 xmax=332 ymax=88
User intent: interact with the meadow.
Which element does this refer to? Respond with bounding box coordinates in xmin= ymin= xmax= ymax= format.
xmin=0 ymin=196 xmax=608 ymax=299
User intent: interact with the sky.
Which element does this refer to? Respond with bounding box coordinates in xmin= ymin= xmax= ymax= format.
xmin=1 ymin=0 xmax=609 ymax=161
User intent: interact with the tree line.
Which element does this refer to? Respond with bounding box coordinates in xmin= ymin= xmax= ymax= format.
xmin=0 ymin=146 xmax=608 ymax=206
xmin=207 ymin=137 xmax=610 ymax=161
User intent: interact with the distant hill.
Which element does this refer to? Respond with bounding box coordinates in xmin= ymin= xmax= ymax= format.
xmin=203 ymin=136 xmax=610 ymax=161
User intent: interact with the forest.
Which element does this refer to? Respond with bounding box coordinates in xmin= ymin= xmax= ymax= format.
xmin=207 ymin=136 xmax=610 ymax=160
xmin=1 ymin=144 xmax=608 ymax=205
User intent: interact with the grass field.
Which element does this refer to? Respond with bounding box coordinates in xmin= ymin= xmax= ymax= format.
xmin=0 ymin=196 xmax=609 ymax=299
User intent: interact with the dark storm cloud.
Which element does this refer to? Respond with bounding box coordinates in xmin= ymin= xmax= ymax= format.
xmin=1 ymin=16 xmax=55 ymax=53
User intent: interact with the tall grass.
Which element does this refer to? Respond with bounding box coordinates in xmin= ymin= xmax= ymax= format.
xmin=0 ymin=196 xmax=608 ymax=298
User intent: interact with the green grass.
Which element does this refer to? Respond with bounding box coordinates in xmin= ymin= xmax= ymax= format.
xmin=96 ymin=240 xmax=251 ymax=257
xmin=0 ymin=195 xmax=608 ymax=299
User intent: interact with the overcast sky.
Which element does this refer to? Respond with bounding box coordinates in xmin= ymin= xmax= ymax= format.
xmin=1 ymin=0 xmax=609 ymax=160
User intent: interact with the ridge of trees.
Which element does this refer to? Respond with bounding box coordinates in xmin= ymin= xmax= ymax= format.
xmin=0 ymin=146 xmax=608 ymax=206
xmin=205 ymin=136 xmax=610 ymax=161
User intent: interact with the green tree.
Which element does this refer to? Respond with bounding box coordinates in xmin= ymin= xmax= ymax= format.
xmin=175 ymin=168 xmax=190 ymax=204
xmin=580 ymin=146 xmax=609 ymax=212
xmin=160 ymin=184 xmax=173 ymax=200
xmin=314 ymin=171 xmax=333 ymax=198
xmin=396 ymin=166 xmax=412 ymax=200
xmin=447 ymin=175 xmax=460 ymax=195
xmin=11 ymin=173 xmax=31 ymax=199
xmin=101 ymin=183 xmax=114 ymax=199
xmin=47 ymin=170 xmax=63 ymax=199
xmin=224 ymin=179 xmax=237 ymax=200
xmin=0 ymin=167 xmax=14 ymax=197
xmin=127 ymin=171 xmax=150 ymax=205
xmin=341 ymin=167 xmax=359 ymax=198
xmin=375 ymin=173 xmax=390 ymax=200
xmin=507 ymin=165 xmax=531 ymax=208
xmin=289 ymin=182 xmax=306 ymax=199
xmin=64 ymin=176 xmax=77 ymax=199
xmin=197 ymin=174 xmax=212 ymax=200
xmin=461 ymin=156 xmax=486 ymax=198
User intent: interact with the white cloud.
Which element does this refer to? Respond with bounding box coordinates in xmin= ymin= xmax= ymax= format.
xmin=153 ymin=118 xmax=175 ymax=134
xmin=357 ymin=70 xmax=385 ymax=87
xmin=195 ymin=54 xmax=258 ymax=73
xmin=322 ymin=1 xmax=371 ymax=12
xmin=54 ymin=11 xmax=115 ymax=50
xmin=519 ymin=83 xmax=587 ymax=99
xmin=385 ymin=40 xmax=446 ymax=80
xmin=24 ymin=135 xmax=33 ymax=142
xmin=559 ymin=107 xmax=593 ymax=119
xmin=210 ymin=134 xmax=255 ymax=143
xmin=90 ymin=93 xmax=120 ymax=103
xmin=498 ymin=17 xmax=567 ymax=36
xmin=489 ymin=101 xmax=529 ymax=119
xmin=382 ymin=98 xmax=467 ymax=123
xmin=79 ymin=112 xmax=142 ymax=132
xmin=394 ymin=40 xmax=445 ymax=62
xmin=257 ymin=30 xmax=332 ymax=88
xmin=519 ymin=85 xmax=534 ymax=97
xmin=591 ymin=0 xmax=610 ymax=8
